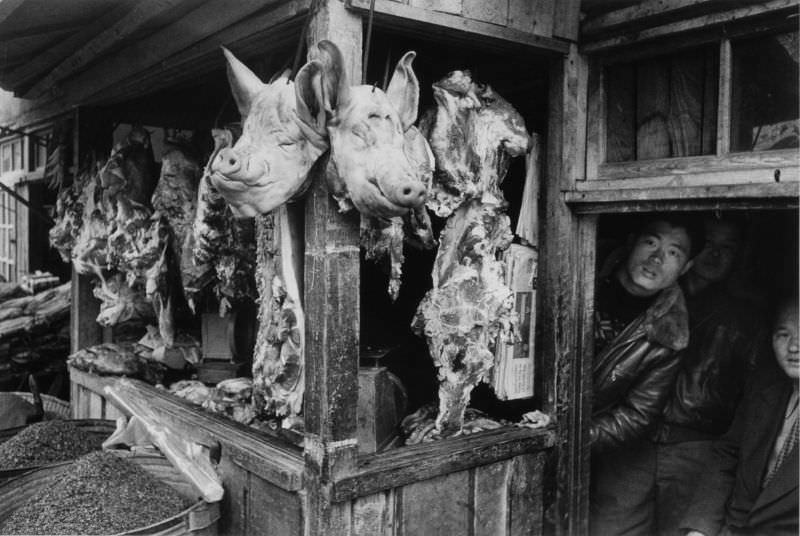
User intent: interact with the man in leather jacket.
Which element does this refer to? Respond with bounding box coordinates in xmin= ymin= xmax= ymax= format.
xmin=590 ymin=214 xmax=701 ymax=536
xmin=650 ymin=215 xmax=764 ymax=535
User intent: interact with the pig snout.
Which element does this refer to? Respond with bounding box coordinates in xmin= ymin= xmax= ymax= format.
xmin=379 ymin=176 xmax=427 ymax=208
xmin=212 ymin=148 xmax=244 ymax=177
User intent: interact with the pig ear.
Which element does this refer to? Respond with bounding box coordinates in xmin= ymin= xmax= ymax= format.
xmin=309 ymin=40 xmax=351 ymax=115
xmin=294 ymin=60 xmax=327 ymax=135
xmin=386 ymin=51 xmax=419 ymax=131
xmin=222 ymin=47 xmax=265 ymax=118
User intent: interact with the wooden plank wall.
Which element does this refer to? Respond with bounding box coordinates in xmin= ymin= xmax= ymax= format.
xmin=354 ymin=0 xmax=577 ymax=42
xmin=343 ymin=452 xmax=549 ymax=536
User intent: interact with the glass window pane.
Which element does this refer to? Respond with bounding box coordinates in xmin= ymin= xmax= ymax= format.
xmin=731 ymin=30 xmax=799 ymax=152
xmin=605 ymin=46 xmax=718 ymax=162
xmin=1 ymin=144 xmax=10 ymax=173
xmin=12 ymin=141 xmax=22 ymax=171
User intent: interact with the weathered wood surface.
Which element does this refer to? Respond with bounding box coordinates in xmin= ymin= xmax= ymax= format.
xmin=581 ymin=0 xmax=799 ymax=53
xmin=73 ymin=374 xmax=305 ymax=490
xmin=604 ymin=63 xmax=634 ymax=163
xmin=26 ymin=0 xmax=195 ymax=98
xmin=56 ymin=0 xmax=293 ymax=105
xmin=552 ymin=0 xmax=580 ymax=41
xmin=0 ymin=0 xmax=25 ymax=25
xmin=636 ymin=58 xmax=671 ymax=160
xmin=334 ymin=452 xmax=549 ymax=535
xmin=402 ymin=471 xmax=471 ymax=535
xmin=301 ymin=4 xmax=362 ymax=535
xmin=593 ymin=148 xmax=799 ymax=183
xmin=701 ymin=46 xmax=718 ymax=155
xmin=69 ymin=272 xmax=100 ymax=355
xmin=4 ymin=1 xmax=137 ymax=91
xmin=717 ymin=39 xmax=732 ymax=155
xmin=565 ymin=182 xmax=800 ymax=211
xmin=91 ymin=1 xmax=308 ymax=108
xmin=668 ymin=52 xmax=705 ymax=157
xmin=303 ymin=0 xmax=362 ymax=450
xmin=542 ymin=42 xmax=590 ymax=535
xmin=349 ymin=0 xmax=569 ymax=41
xmin=346 ymin=0 xmax=571 ymax=55
xmin=247 ymin=475 xmax=304 ymax=536
xmin=332 ymin=425 xmax=556 ymax=502
xmin=581 ymin=0 xmax=769 ymax=37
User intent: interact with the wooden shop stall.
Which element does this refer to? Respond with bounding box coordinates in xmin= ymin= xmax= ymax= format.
xmin=0 ymin=0 xmax=797 ymax=535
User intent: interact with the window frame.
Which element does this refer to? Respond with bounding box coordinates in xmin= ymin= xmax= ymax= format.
xmin=579 ymin=21 xmax=799 ymax=206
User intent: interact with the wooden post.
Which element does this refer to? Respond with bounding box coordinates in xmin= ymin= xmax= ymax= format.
xmin=541 ymin=43 xmax=591 ymax=536
xmin=69 ymin=108 xmax=103 ymax=355
xmin=302 ymin=2 xmax=363 ymax=534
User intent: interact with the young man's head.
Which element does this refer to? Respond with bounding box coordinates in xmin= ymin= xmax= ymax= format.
xmin=617 ymin=214 xmax=701 ymax=297
xmin=688 ymin=215 xmax=744 ymax=288
xmin=772 ymin=297 xmax=799 ymax=381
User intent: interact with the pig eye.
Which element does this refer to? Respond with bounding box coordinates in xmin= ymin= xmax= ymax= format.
xmin=368 ymin=113 xmax=382 ymax=121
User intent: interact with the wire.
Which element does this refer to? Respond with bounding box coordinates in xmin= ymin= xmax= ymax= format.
xmin=362 ymin=0 xmax=377 ymax=85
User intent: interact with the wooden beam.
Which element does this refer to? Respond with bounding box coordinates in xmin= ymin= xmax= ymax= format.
xmin=346 ymin=0 xmax=570 ymax=55
xmin=581 ymin=0 xmax=765 ymax=37
xmin=1 ymin=21 xmax=85 ymax=41
xmin=24 ymin=0 xmax=201 ymax=98
xmin=581 ymin=0 xmax=799 ymax=53
xmin=2 ymin=1 xmax=136 ymax=91
xmin=542 ymin=43 xmax=590 ymax=536
xmin=84 ymin=1 xmax=307 ymax=107
xmin=105 ymin=376 xmax=306 ymax=491
xmin=303 ymin=1 xmax=362 ymax=453
xmin=552 ymin=0 xmax=580 ymax=41
xmin=593 ymin=148 xmax=799 ymax=183
xmin=0 ymin=0 xmax=25 ymax=25
xmin=331 ymin=427 xmax=557 ymax=502
xmin=564 ymin=181 xmax=800 ymax=209
xmin=716 ymin=39 xmax=732 ymax=156
xmin=52 ymin=0 xmax=290 ymax=105
xmin=301 ymin=3 xmax=362 ymax=535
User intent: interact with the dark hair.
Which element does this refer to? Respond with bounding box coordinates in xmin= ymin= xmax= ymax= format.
xmin=637 ymin=212 xmax=705 ymax=259
xmin=772 ymin=294 xmax=799 ymax=329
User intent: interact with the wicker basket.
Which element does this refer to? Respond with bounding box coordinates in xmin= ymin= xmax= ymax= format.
xmin=0 ymin=391 xmax=70 ymax=420
xmin=0 ymin=451 xmax=219 ymax=536
xmin=0 ymin=419 xmax=117 ymax=481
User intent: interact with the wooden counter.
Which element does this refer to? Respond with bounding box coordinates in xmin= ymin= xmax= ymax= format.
xmin=70 ymin=368 xmax=557 ymax=535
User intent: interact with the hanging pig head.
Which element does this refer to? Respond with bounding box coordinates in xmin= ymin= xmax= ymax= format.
xmin=309 ymin=41 xmax=431 ymax=220
xmin=209 ymin=48 xmax=329 ymax=217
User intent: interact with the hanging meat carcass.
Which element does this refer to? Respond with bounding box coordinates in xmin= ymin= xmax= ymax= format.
xmin=209 ymin=48 xmax=331 ymax=424
xmin=413 ymin=71 xmax=530 ymax=437
xmin=190 ymin=125 xmax=256 ymax=315
xmin=143 ymin=138 xmax=203 ymax=346
xmin=49 ymin=166 xmax=93 ymax=263
xmin=308 ymin=40 xmax=435 ymax=299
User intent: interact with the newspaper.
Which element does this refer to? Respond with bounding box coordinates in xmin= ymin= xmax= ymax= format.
xmin=493 ymin=243 xmax=537 ymax=400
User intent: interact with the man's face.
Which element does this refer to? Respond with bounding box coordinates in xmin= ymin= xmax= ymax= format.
xmin=622 ymin=221 xmax=693 ymax=297
xmin=773 ymin=302 xmax=799 ymax=380
xmin=690 ymin=219 xmax=741 ymax=284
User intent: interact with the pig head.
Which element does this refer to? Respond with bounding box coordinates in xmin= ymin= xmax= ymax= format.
xmin=309 ymin=41 xmax=432 ymax=220
xmin=209 ymin=48 xmax=329 ymax=217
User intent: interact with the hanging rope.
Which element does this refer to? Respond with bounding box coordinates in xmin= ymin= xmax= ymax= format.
xmin=381 ymin=47 xmax=392 ymax=90
xmin=362 ymin=0 xmax=377 ymax=85
xmin=289 ymin=0 xmax=324 ymax=81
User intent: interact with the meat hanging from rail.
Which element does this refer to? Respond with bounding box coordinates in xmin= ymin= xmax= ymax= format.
xmin=412 ymin=70 xmax=530 ymax=438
